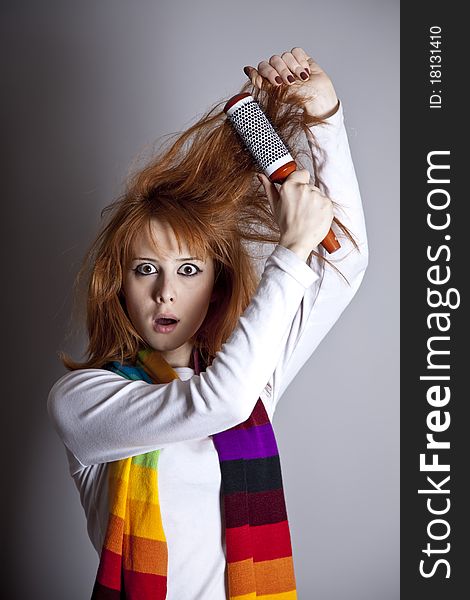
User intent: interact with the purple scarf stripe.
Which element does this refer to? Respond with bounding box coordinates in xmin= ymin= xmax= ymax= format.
xmin=212 ymin=422 xmax=279 ymax=461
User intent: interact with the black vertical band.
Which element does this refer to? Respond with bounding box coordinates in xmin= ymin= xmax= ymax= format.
xmin=401 ymin=5 xmax=465 ymax=599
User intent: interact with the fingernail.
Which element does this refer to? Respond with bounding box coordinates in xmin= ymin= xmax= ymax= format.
xmin=275 ymin=76 xmax=282 ymax=84
xmin=243 ymin=66 xmax=250 ymax=76
xmin=287 ymin=75 xmax=295 ymax=83
xmin=300 ymin=71 xmax=308 ymax=80
xmin=305 ymin=67 xmax=310 ymax=74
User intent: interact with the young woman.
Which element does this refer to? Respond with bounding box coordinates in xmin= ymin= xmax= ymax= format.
xmin=47 ymin=47 xmax=368 ymax=600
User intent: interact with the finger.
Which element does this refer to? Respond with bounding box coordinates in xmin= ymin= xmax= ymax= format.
xmin=257 ymin=173 xmax=274 ymax=212
xmin=299 ymin=54 xmax=325 ymax=78
xmin=279 ymin=52 xmax=310 ymax=81
xmin=243 ymin=65 xmax=266 ymax=89
xmin=257 ymin=173 xmax=279 ymax=210
xmin=251 ymin=60 xmax=283 ymax=86
xmin=290 ymin=47 xmax=313 ymax=75
xmin=266 ymin=54 xmax=305 ymax=84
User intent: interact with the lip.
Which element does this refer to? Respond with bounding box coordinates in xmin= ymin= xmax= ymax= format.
xmin=153 ymin=320 xmax=179 ymax=334
xmin=153 ymin=313 xmax=180 ymax=334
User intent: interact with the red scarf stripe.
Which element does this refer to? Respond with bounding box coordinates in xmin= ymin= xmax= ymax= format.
xmin=252 ymin=521 xmax=294 ymax=562
xmin=225 ymin=520 xmax=293 ymax=563
xmin=93 ymin=548 xmax=168 ymax=599
xmin=94 ymin=547 xmax=122 ymax=592
xmin=121 ymin=570 xmax=167 ymax=598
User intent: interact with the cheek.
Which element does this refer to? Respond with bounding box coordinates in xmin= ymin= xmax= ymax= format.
xmin=182 ymin=281 xmax=213 ymax=319
xmin=196 ymin=277 xmax=215 ymax=304
xmin=122 ymin=280 xmax=147 ymax=320
xmin=123 ymin=297 xmax=140 ymax=326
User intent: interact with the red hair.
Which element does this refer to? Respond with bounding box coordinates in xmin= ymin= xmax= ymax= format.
xmin=60 ymin=80 xmax=358 ymax=370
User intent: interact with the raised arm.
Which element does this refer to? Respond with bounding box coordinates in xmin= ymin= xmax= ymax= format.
xmin=243 ymin=47 xmax=368 ymax=413
xmin=266 ymin=102 xmax=368 ymax=411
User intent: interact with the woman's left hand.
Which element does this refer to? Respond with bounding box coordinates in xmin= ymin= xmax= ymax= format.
xmin=243 ymin=47 xmax=339 ymax=120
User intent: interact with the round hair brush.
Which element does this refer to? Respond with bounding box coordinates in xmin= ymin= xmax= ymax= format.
xmin=224 ymin=92 xmax=340 ymax=254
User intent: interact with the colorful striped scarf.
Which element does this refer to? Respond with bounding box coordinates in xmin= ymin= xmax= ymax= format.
xmin=91 ymin=346 xmax=297 ymax=599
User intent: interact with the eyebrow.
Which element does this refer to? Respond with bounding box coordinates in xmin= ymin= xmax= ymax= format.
xmin=132 ymin=256 xmax=204 ymax=262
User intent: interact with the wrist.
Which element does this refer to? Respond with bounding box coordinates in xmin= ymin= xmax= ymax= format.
xmin=278 ymin=240 xmax=311 ymax=262
xmin=310 ymin=99 xmax=340 ymax=120
xmin=304 ymin=86 xmax=339 ymax=120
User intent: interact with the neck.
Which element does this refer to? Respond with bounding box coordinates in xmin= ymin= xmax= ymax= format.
xmin=157 ymin=343 xmax=193 ymax=370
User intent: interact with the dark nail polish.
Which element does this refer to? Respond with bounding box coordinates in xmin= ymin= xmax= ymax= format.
xmin=243 ymin=66 xmax=250 ymax=76
xmin=300 ymin=71 xmax=308 ymax=80
xmin=275 ymin=76 xmax=282 ymax=84
xmin=287 ymin=75 xmax=295 ymax=83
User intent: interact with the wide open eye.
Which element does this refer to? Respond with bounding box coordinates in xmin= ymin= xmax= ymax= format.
xmin=178 ymin=264 xmax=202 ymax=277
xmin=134 ymin=263 xmax=157 ymax=276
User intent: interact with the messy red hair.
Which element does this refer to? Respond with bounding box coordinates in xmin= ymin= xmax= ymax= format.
xmin=60 ymin=80 xmax=358 ymax=370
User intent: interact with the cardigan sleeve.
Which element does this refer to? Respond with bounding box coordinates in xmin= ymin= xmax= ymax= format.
xmin=47 ymin=246 xmax=319 ymax=467
xmin=263 ymin=101 xmax=369 ymax=413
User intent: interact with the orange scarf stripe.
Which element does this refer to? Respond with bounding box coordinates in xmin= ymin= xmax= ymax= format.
xmin=228 ymin=556 xmax=296 ymax=598
xmin=232 ymin=591 xmax=297 ymax=600
xmin=122 ymin=535 xmax=168 ymax=575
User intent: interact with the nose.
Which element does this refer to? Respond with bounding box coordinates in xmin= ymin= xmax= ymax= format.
xmin=154 ymin=273 xmax=176 ymax=303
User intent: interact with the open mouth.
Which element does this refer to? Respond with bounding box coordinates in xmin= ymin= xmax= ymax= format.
xmin=156 ymin=317 xmax=178 ymax=325
xmin=153 ymin=317 xmax=179 ymax=333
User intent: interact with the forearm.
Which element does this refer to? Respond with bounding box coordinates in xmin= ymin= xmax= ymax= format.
xmin=266 ymin=102 xmax=369 ymax=407
xmin=307 ymin=101 xmax=368 ymax=269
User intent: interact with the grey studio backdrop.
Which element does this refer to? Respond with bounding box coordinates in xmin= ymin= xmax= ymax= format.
xmin=1 ymin=1 xmax=399 ymax=599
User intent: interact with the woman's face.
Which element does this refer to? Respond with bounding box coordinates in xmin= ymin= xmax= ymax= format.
xmin=122 ymin=218 xmax=216 ymax=368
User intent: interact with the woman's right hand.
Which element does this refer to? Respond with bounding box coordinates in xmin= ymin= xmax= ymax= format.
xmin=257 ymin=169 xmax=334 ymax=260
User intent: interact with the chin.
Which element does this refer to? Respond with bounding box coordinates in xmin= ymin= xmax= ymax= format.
xmin=149 ymin=333 xmax=183 ymax=350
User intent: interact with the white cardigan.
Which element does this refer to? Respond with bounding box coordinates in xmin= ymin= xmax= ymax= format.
xmin=47 ymin=102 xmax=368 ymax=600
